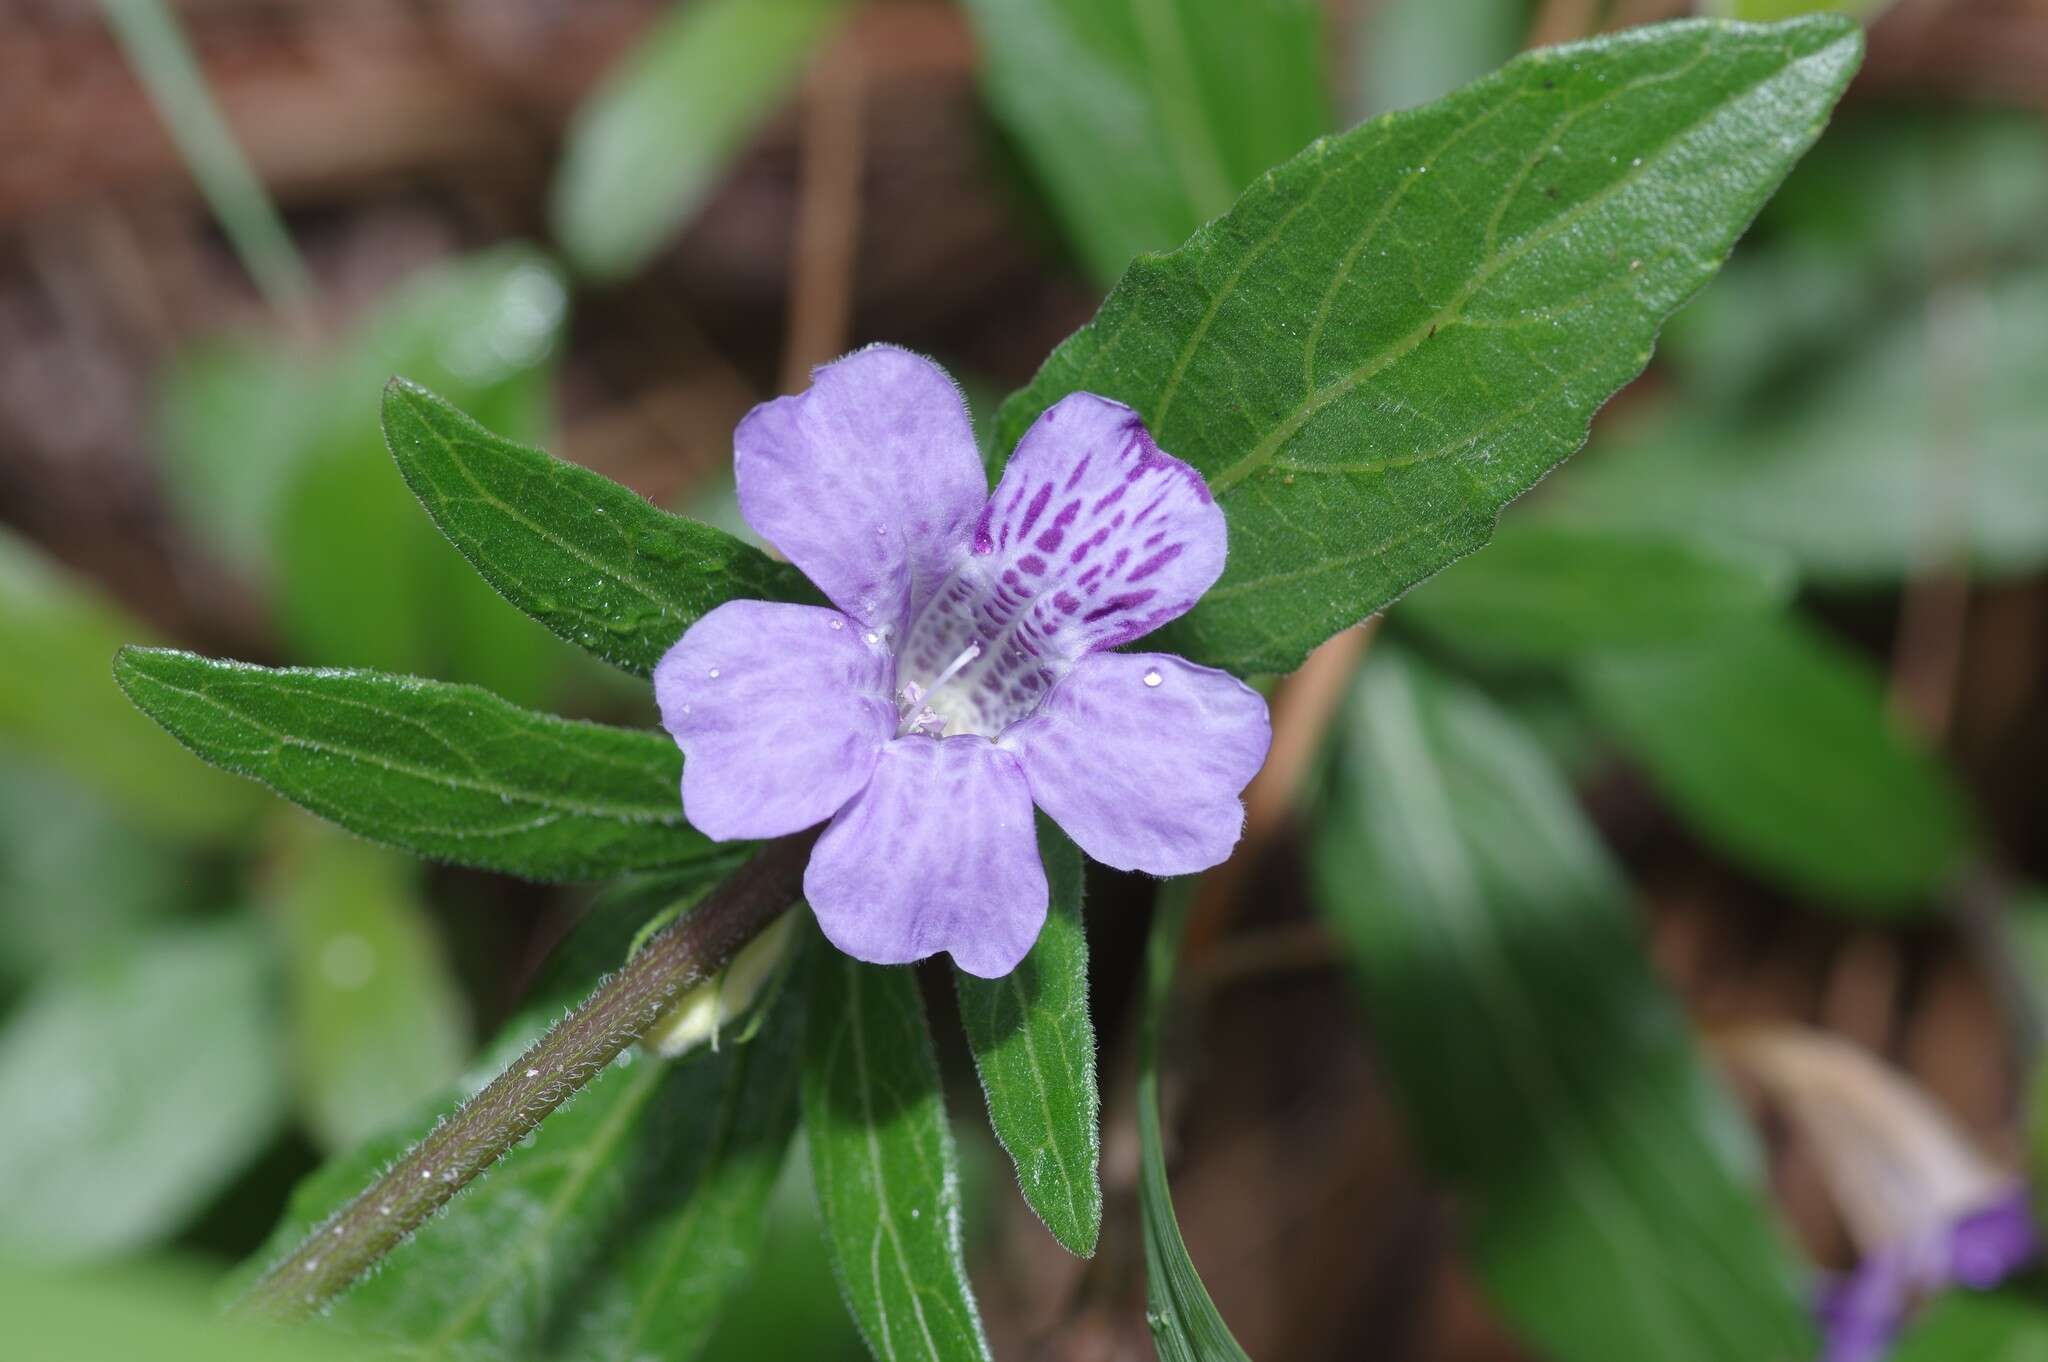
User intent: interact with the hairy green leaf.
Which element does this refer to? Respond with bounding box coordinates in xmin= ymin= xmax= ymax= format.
xmin=270 ymin=815 xmax=468 ymax=1150
xmin=0 ymin=920 xmax=285 ymax=1260
xmin=384 ymin=380 xmax=814 ymax=677
xmin=962 ymin=0 xmax=1326 ymax=282
xmin=993 ymin=17 xmax=1861 ymax=675
xmin=0 ymin=529 xmax=259 ymax=839
xmin=1578 ymin=616 xmax=1974 ymax=909
xmin=251 ymin=873 xmax=799 ymax=1361
xmin=956 ymin=822 xmax=1101 ymax=1258
xmin=113 ymin=647 xmax=726 ymax=882
xmin=1138 ymin=882 xmax=1252 ymax=1362
xmin=1397 ymin=521 xmax=1793 ymax=663
xmin=1316 ymin=649 xmax=1816 ymax=1362
xmin=803 ymin=953 xmax=991 ymax=1362
xmin=552 ymin=0 xmax=850 ymax=281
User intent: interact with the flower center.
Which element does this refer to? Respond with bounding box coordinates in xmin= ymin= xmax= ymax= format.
xmin=894 ymin=570 xmax=1064 ymax=738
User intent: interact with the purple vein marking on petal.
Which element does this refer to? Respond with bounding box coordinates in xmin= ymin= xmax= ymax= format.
xmin=1127 ymin=543 xmax=1185 ymax=582
xmin=893 ymin=391 xmax=1228 ymax=736
xmin=1015 ymin=482 xmax=1053 ymax=544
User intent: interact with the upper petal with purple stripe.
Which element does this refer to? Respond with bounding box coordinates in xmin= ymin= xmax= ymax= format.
xmin=893 ymin=393 xmax=1227 ymax=737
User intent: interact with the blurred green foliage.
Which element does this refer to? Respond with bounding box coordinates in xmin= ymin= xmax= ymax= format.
xmin=551 ymin=0 xmax=851 ymax=282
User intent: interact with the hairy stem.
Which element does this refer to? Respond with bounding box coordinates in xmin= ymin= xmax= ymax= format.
xmin=236 ymin=833 xmax=815 ymax=1322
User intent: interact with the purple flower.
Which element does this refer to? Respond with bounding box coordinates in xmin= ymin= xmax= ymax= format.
xmin=1820 ymin=1185 xmax=2040 ymax=1362
xmin=653 ymin=346 xmax=1272 ymax=978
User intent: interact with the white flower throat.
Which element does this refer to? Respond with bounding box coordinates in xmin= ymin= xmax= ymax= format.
xmin=896 ymin=640 xmax=985 ymax=738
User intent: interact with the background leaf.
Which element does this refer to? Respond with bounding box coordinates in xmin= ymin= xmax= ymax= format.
xmin=992 ymin=16 xmax=1862 ymax=675
xmin=0 ymin=920 xmax=285 ymax=1261
xmin=1138 ymin=882 xmax=1252 ymax=1362
xmin=113 ymin=647 xmax=727 ymax=882
xmin=955 ymin=820 xmax=1100 ymax=1258
xmin=0 ymin=528 xmax=259 ymax=840
xmin=1548 ymin=268 xmax=2048 ymax=584
xmin=1577 ymin=615 xmax=1974 ymax=908
xmin=1548 ymin=109 xmax=2048 ymax=582
xmin=551 ymin=0 xmax=851 ymax=281
xmin=268 ymin=814 xmax=468 ymax=1151
xmin=802 ymin=952 xmax=992 ymax=1362
xmin=0 ymin=762 xmax=194 ymax=984
xmin=1313 ymin=648 xmax=1816 ymax=1362
xmin=0 ymin=1262 xmax=361 ymax=1362
xmin=1890 ymin=1288 xmax=2048 ymax=1361
xmin=384 ymin=380 xmax=814 ymax=678
xmin=1396 ymin=521 xmax=1793 ymax=664
xmin=961 ymin=0 xmax=1327 ymax=282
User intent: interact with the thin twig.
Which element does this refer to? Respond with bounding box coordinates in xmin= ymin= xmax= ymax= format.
xmin=235 ymin=834 xmax=814 ymax=1323
xmin=780 ymin=31 xmax=867 ymax=393
xmin=98 ymin=0 xmax=314 ymax=323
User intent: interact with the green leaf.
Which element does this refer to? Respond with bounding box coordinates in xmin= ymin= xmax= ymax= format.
xmin=1550 ymin=266 xmax=2048 ymax=584
xmin=700 ymin=1143 xmax=871 ymax=1361
xmin=552 ymin=0 xmax=851 ymax=281
xmin=269 ymin=248 xmax=571 ymax=708
xmin=269 ymin=815 xmax=468 ymax=1150
xmin=1314 ymin=648 xmax=1816 ymax=1362
xmin=1397 ymin=521 xmax=1793 ymax=664
xmin=992 ymin=16 xmax=1862 ymax=676
xmin=383 ymin=380 xmax=815 ymax=677
xmin=155 ymin=335 xmax=310 ymax=575
xmin=955 ymin=821 xmax=1100 ymax=1258
xmin=1577 ymin=615 xmax=1974 ymax=909
xmin=1706 ymin=0 xmax=1894 ymax=22
xmin=0 ymin=763 xmax=192 ymax=982
xmin=1891 ymin=1288 xmax=2048 ymax=1362
xmin=0 ymin=920 xmax=285 ymax=1260
xmin=0 ymin=529 xmax=260 ymax=839
xmin=252 ymin=872 xmax=801 ymax=1361
xmin=961 ymin=0 xmax=1327 ymax=282
xmin=1138 ymin=882 xmax=1252 ymax=1362
xmin=0 ymin=1262 xmax=360 ymax=1362
xmin=802 ymin=952 xmax=992 ymax=1362
xmin=332 ymin=1005 xmax=802 ymax=1362
xmin=113 ymin=647 xmax=728 ymax=882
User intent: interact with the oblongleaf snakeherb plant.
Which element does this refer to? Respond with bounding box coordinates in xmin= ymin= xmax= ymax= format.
xmin=112 ymin=15 xmax=1861 ymax=1359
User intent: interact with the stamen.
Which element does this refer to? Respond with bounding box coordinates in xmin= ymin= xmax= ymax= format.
xmin=927 ymin=641 xmax=984 ymax=697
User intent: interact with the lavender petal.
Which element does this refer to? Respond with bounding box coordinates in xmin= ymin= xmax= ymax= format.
xmin=1947 ymin=1186 xmax=2040 ymax=1289
xmin=655 ymin=600 xmax=895 ymax=841
xmin=1002 ymin=652 xmax=1270 ymax=875
xmin=734 ymin=345 xmax=986 ymax=638
xmin=804 ymin=736 xmax=1048 ymax=978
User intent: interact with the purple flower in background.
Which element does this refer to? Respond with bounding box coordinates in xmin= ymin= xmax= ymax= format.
xmin=654 ymin=345 xmax=1271 ymax=978
xmin=1820 ymin=1185 xmax=2040 ymax=1362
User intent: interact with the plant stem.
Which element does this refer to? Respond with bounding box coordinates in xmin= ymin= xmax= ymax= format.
xmin=99 ymin=0 xmax=314 ymax=318
xmin=236 ymin=834 xmax=814 ymax=1323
